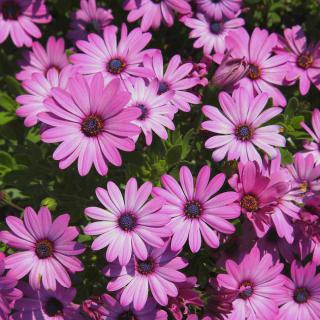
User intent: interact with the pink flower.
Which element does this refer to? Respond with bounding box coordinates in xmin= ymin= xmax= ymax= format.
xmin=38 ymin=73 xmax=141 ymax=176
xmin=301 ymin=108 xmax=320 ymax=164
xmin=153 ymin=165 xmax=240 ymax=253
xmin=70 ymin=24 xmax=154 ymax=84
xmin=184 ymin=13 xmax=245 ymax=55
xmin=0 ymin=207 xmax=85 ymax=291
xmin=202 ymin=88 xmax=285 ymax=165
xmin=277 ymin=261 xmax=320 ymax=320
xmin=11 ymin=282 xmax=83 ymax=319
xmin=84 ymin=177 xmax=171 ymax=266
xmin=68 ymin=0 xmax=114 ymax=42
xmin=276 ymin=25 xmax=320 ymax=95
xmin=217 ymin=247 xmax=285 ymax=320
xmin=125 ymin=0 xmax=191 ymax=31
xmin=195 ymin=0 xmax=242 ymax=20
xmin=16 ymin=36 xmax=68 ymax=81
xmin=143 ymin=52 xmax=201 ymax=112
xmin=223 ymin=27 xmax=289 ymax=106
xmin=0 ymin=0 xmax=51 ymax=47
xmin=126 ymin=78 xmax=175 ymax=146
xmin=104 ymin=241 xmax=188 ymax=310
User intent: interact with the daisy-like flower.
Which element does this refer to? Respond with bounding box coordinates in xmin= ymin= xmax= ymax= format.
xmin=143 ymin=52 xmax=201 ymax=112
xmin=184 ymin=13 xmax=245 ymax=55
xmin=0 ymin=0 xmax=51 ymax=47
xmin=152 ymin=165 xmax=240 ymax=253
xmin=224 ymin=27 xmax=289 ymax=107
xmin=68 ymin=0 xmax=114 ymax=42
xmin=217 ymin=247 xmax=285 ymax=320
xmin=16 ymin=36 xmax=68 ymax=81
xmin=195 ymin=0 xmax=242 ymax=20
xmin=0 ymin=207 xmax=85 ymax=291
xmin=104 ymin=241 xmax=187 ymax=310
xmin=16 ymin=66 xmax=76 ymax=127
xmin=84 ymin=177 xmax=171 ymax=266
xmin=126 ymin=78 xmax=175 ymax=146
xmin=276 ymin=25 xmax=320 ymax=95
xmin=301 ymin=109 xmax=320 ymax=164
xmin=38 ymin=73 xmax=141 ymax=176
xmin=11 ymin=282 xmax=83 ymax=319
xmin=202 ymin=88 xmax=285 ymax=166
xmin=277 ymin=261 xmax=320 ymax=320
xmin=124 ymin=0 xmax=191 ymax=32
xmin=70 ymin=24 xmax=154 ymax=84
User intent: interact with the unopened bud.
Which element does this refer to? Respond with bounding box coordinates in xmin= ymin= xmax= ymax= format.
xmin=41 ymin=197 xmax=57 ymax=211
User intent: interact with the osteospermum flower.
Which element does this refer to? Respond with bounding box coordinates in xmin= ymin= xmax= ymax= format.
xmin=84 ymin=178 xmax=171 ymax=266
xmin=277 ymin=261 xmax=320 ymax=320
xmin=70 ymin=24 xmax=153 ymax=84
xmin=126 ymin=78 xmax=175 ymax=146
xmin=195 ymin=0 xmax=242 ymax=20
xmin=143 ymin=52 xmax=201 ymax=112
xmin=68 ymin=0 xmax=113 ymax=42
xmin=104 ymin=241 xmax=187 ymax=310
xmin=124 ymin=0 xmax=191 ymax=31
xmin=16 ymin=36 xmax=68 ymax=81
xmin=153 ymin=165 xmax=240 ymax=253
xmin=0 ymin=0 xmax=51 ymax=47
xmin=202 ymin=88 xmax=285 ymax=165
xmin=184 ymin=13 xmax=245 ymax=55
xmin=217 ymin=247 xmax=285 ymax=320
xmin=224 ymin=27 xmax=289 ymax=106
xmin=38 ymin=73 xmax=141 ymax=176
xmin=0 ymin=207 xmax=85 ymax=290
xmin=11 ymin=282 xmax=83 ymax=319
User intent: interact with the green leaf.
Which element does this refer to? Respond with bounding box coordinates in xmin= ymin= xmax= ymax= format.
xmin=290 ymin=115 xmax=304 ymax=129
xmin=0 ymin=151 xmax=15 ymax=169
xmin=0 ymin=112 xmax=16 ymax=125
xmin=285 ymin=97 xmax=299 ymax=120
xmin=279 ymin=148 xmax=293 ymax=165
xmin=0 ymin=93 xmax=16 ymax=112
xmin=166 ymin=145 xmax=182 ymax=166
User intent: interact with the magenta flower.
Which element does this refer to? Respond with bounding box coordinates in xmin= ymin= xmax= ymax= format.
xmin=68 ymin=0 xmax=113 ymax=42
xmin=70 ymin=24 xmax=154 ymax=84
xmin=104 ymin=241 xmax=187 ymax=310
xmin=84 ymin=177 xmax=171 ymax=266
xmin=38 ymin=73 xmax=141 ymax=176
xmin=16 ymin=36 xmax=68 ymax=81
xmin=224 ymin=27 xmax=289 ymax=106
xmin=277 ymin=25 xmax=320 ymax=95
xmin=125 ymin=0 xmax=191 ymax=31
xmin=184 ymin=13 xmax=245 ymax=55
xmin=202 ymin=88 xmax=285 ymax=165
xmin=278 ymin=261 xmax=320 ymax=320
xmin=144 ymin=52 xmax=201 ymax=112
xmin=0 ymin=207 xmax=85 ymax=290
xmin=217 ymin=247 xmax=285 ymax=320
xmin=11 ymin=282 xmax=83 ymax=319
xmin=126 ymin=78 xmax=175 ymax=146
xmin=301 ymin=109 xmax=320 ymax=164
xmin=0 ymin=0 xmax=51 ymax=47
xmin=195 ymin=0 xmax=242 ymax=20
xmin=153 ymin=165 xmax=240 ymax=253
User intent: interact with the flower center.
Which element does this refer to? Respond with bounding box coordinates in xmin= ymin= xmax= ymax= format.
xmin=184 ymin=201 xmax=202 ymax=218
xmin=239 ymin=280 xmax=254 ymax=299
xmin=137 ymin=258 xmax=155 ymax=275
xmin=118 ymin=213 xmax=136 ymax=231
xmin=108 ymin=58 xmax=126 ymax=74
xmin=240 ymin=194 xmax=259 ymax=212
xmin=300 ymin=181 xmax=308 ymax=193
xmin=294 ymin=288 xmax=310 ymax=303
xmin=297 ymin=54 xmax=313 ymax=69
xmin=235 ymin=125 xmax=253 ymax=141
xmin=211 ymin=22 xmax=223 ymax=34
xmin=85 ymin=20 xmax=100 ymax=34
xmin=247 ymin=64 xmax=261 ymax=80
xmin=136 ymin=104 xmax=148 ymax=120
xmin=1 ymin=1 xmax=20 ymax=20
xmin=44 ymin=297 xmax=64 ymax=317
xmin=118 ymin=311 xmax=137 ymax=320
xmin=81 ymin=115 xmax=104 ymax=137
xmin=158 ymin=81 xmax=169 ymax=94
xmin=35 ymin=240 xmax=54 ymax=259
xmin=152 ymin=0 xmax=162 ymax=3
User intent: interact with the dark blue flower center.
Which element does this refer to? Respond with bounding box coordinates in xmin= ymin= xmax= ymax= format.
xmin=239 ymin=281 xmax=254 ymax=299
xmin=247 ymin=64 xmax=261 ymax=80
xmin=36 ymin=239 xmax=54 ymax=259
xmin=211 ymin=23 xmax=222 ymax=34
xmin=118 ymin=311 xmax=137 ymax=320
xmin=184 ymin=201 xmax=202 ymax=218
xmin=85 ymin=20 xmax=100 ymax=34
xmin=108 ymin=59 xmax=126 ymax=74
xmin=136 ymin=104 xmax=148 ymax=120
xmin=44 ymin=297 xmax=64 ymax=317
xmin=118 ymin=213 xmax=136 ymax=231
xmin=158 ymin=81 xmax=169 ymax=94
xmin=81 ymin=115 xmax=104 ymax=137
xmin=294 ymin=288 xmax=310 ymax=303
xmin=2 ymin=1 xmax=20 ymax=20
xmin=137 ymin=258 xmax=155 ymax=275
xmin=235 ymin=125 xmax=253 ymax=141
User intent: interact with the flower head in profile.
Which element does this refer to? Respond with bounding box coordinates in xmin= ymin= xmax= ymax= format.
xmin=153 ymin=165 xmax=240 ymax=253
xmin=195 ymin=0 xmax=242 ymax=20
xmin=202 ymin=88 xmax=285 ymax=166
xmin=16 ymin=36 xmax=68 ymax=81
xmin=39 ymin=73 xmax=141 ymax=176
xmin=0 ymin=207 xmax=85 ymax=291
xmin=104 ymin=241 xmax=187 ymax=310
xmin=68 ymin=0 xmax=114 ymax=42
xmin=84 ymin=177 xmax=171 ymax=266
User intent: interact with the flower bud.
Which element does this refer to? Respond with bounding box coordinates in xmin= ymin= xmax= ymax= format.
xmin=41 ymin=197 xmax=58 ymax=211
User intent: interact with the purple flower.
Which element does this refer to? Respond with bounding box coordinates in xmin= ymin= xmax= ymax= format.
xmin=195 ymin=0 xmax=242 ymax=20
